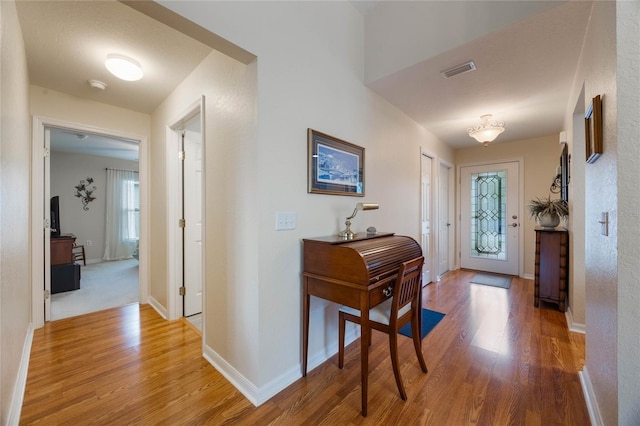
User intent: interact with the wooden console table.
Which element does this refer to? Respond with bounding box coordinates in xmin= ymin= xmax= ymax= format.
xmin=302 ymin=233 xmax=422 ymax=416
xmin=534 ymin=228 xmax=568 ymax=311
xmin=51 ymin=234 xmax=76 ymax=265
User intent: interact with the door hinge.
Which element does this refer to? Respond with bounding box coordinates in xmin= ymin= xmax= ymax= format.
xmin=179 ymin=218 xmax=186 ymax=228
xmin=44 ymin=289 xmax=50 ymax=300
xmin=43 ymin=218 xmax=50 ymax=230
xmin=179 ymin=286 xmax=186 ymax=296
xmin=179 ymin=150 xmax=185 ymax=160
xmin=43 ymin=147 xmax=50 ymax=158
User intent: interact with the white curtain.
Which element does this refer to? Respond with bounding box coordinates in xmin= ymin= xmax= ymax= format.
xmin=103 ymin=169 xmax=138 ymax=260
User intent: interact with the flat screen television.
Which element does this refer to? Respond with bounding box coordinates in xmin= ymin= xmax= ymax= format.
xmin=50 ymin=196 xmax=61 ymax=237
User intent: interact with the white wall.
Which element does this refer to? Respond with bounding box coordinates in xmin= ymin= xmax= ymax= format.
xmin=615 ymin=2 xmax=640 ymax=424
xmin=50 ymin=152 xmax=139 ymax=262
xmin=159 ymin=0 xmax=454 ymax=402
xmin=30 ymin=86 xmax=151 ymax=137
xmin=149 ymin=48 xmax=258 ymax=365
xmin=0 ymin=1 xmax=32 ymax=424
xmin=563 ymin=2 xmax=627 ymax=424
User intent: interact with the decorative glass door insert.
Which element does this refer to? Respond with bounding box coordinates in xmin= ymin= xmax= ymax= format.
xmin=470 ymin=171 xmax=507 ymax=260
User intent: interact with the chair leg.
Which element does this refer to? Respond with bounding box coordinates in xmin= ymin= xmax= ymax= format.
xmin=411 ymin=317 xmax=428 ymax=373
xmin=389 ymin=331 xmax=407 ymax=400
xmin=81 ymin=246 xmax=86 ymax=266
xmin=338 ymin=312 xmax=346 ymax=369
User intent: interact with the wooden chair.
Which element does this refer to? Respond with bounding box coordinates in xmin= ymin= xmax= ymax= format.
xmin=338 ymin=256 xmax=427 ymax=402
xmin=72 ymin=243 xmax=86 ymax=266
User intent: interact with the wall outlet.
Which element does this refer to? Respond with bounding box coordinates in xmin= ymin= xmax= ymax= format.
xmin=275 ymin=212 xmax=296 ymax=231
xmin=86 ymin=240 xmax=93 ymax=247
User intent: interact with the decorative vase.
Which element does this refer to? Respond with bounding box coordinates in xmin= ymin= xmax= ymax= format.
xmin=537 ymin=213 xmax=560 ymax=229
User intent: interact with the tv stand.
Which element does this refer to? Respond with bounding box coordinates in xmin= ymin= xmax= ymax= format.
xmin=51 ymin=234 xmax=80 ymax=293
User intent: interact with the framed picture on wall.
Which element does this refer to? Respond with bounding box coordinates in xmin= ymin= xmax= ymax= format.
xmin=307 ymin=129 xmax=365 ymax=196
xmin=585 ymin=94 xmax=603 ymax=164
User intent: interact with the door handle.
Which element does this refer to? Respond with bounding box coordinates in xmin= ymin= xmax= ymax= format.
xmin=511 ymin=223 xmax=519 ymax=227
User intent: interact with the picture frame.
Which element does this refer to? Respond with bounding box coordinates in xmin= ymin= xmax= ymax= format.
xmin=585 ymin=94 xmax=603 ymax=164
xmin=560 ymin=143 xmax=569 ymax=202
xmin=307 ymin=129 xmax=365 ymax=196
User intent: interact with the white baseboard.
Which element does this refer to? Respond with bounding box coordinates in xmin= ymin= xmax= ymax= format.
xmin=148 ymin=296 xmax=168 ymax=320
xmin=7 ymin=323 xmax=34 ymax=426
xmin=522 ymin=273 xmax=534 ymax=280
xmin=579 ymin=366 xmax=603 ymax=426
xmin=565 ymin=307 xmax=586 ymax=334
xmin=201 ymin=327 xmax=359 ymax=407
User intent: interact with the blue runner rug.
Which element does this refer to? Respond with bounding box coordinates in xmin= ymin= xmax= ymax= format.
xmin=399 ymin=308 xmax=445 ymax=339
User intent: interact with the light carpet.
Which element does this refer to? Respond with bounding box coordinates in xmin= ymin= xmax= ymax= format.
xmin=51 ymin=259 xmax=138 ymax=320
xmin=469 ymin=273 xmax=512 ymax=289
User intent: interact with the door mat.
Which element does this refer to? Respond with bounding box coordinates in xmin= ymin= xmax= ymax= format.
xmin=470 ymin=273 xmax=512 ymax=289
xmin=399 ymin=308 xmax=445 ymax=340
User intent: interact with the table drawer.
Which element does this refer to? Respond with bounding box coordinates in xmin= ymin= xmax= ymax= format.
xmin=369 ymin=277 xmax=396 ymax=307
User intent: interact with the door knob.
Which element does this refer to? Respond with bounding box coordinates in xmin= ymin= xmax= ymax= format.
xmin=511 ymin=223 xmax=519 ymax=227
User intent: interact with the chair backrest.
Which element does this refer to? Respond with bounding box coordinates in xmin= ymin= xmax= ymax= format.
xmin=391 ymin=256 xmax=424 ymax=320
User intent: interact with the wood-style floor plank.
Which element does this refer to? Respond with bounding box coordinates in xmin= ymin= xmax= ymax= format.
xmin=21 ymin=270 xmax=590 ymax=425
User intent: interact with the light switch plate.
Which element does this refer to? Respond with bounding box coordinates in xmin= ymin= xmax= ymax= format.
xmin=275 ymin=211 xmax=296 ymax=230
xmin=599 ymin=212 xmax=609 ymax=236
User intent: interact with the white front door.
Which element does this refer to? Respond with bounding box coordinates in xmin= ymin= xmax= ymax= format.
xmin=438 ymin=163 xmax=450 ymax=278
xmin=421 ymin=153 xmax=432 ymax=285
xmin=182 ymin=114 xmax=203 ymax=317
xmin=460 ymin=161 xmax=520 ymax=275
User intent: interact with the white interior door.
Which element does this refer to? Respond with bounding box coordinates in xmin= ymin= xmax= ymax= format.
xmin=460 ymin=161 xmax=520 ymax=275
xmin=421 ymin=153 xmax=432 ymax=285
xmin=44 ymin=127 xmax=52 ymax=321
xmin=183 ymin=114 xmax=203 ymax=317
xmin=438 ymin=163 xmax=450 ymax=278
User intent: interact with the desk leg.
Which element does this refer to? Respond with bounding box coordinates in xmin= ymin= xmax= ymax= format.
xmin=302 ymin=278 xmax=310 ymax=377
xmin=360 ymin=298 xmax=369 ymax=417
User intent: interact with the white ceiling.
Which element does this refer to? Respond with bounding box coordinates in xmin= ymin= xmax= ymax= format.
xmin=359 ymin=1 xmax=592 ymax=148
xmin=49 ymin=127 xmax=139 ymax=162
xmin=17 ymin=0 xmax=593 ymax=153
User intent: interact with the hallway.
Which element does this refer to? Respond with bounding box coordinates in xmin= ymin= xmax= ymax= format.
xmin=21 ymin=269 xmax=588 ymax=424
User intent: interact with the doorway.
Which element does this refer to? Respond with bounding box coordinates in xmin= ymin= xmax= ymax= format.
xmin=31 ymin=116 xmax=148 ymax=327
xmin=167 ymin=98 xmax=205 ymax=323
xmin=438 ymin=161 xmax=452 ymax=279
xmin=421 ymin=152 xmax=433 ymax=285
xmin=48 ymin=127 xmax=140 ymax=320
xmin=460 ymin=161 xmax=522 ymax=275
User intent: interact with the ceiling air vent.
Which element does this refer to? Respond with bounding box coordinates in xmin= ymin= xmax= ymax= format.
xmin=441 ymin=61 xmax=476 ymax=79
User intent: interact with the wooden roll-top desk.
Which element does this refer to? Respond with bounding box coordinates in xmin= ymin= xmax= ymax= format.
xmin=301 ymin=232 xmax=422 ymax=416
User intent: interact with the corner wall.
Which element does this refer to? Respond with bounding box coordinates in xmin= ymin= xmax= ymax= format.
xmin=615 ymin=1 xmax=640 ymax=424
xmin=563 ymin=2 xmax=620 ymax=424
xmin=159 ymin=0 xmax=454 ymax=401
xmin=0 ymin=1 xmax=33 ymax=423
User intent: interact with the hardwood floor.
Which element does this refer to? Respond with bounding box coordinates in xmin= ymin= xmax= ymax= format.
xmin=21 ymin=269 xmax=589 ymax=425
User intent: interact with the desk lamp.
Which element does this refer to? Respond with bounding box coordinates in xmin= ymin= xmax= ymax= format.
xmin=338 ymin=203 xmax=379 ymax=239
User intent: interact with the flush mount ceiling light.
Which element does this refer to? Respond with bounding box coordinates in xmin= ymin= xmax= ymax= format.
xmin=105 ymin=54 xmax=143 ymax=81
xmin=467 ymin=114 xmax=506 ymax=147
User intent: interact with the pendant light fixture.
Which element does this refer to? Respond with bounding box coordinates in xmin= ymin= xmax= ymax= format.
xmin=467 ymin=114 xmax=505 ymax=147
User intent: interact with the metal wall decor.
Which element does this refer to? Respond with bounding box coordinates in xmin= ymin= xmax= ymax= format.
xmin=74 ymin=177 xmax=96 ymax=211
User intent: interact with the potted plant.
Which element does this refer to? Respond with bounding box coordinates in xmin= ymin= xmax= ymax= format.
xmin=527 ymin=196 xmax=568 ymax=228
